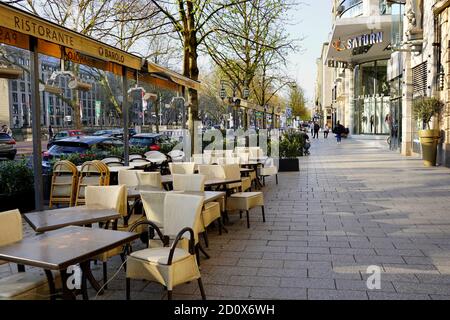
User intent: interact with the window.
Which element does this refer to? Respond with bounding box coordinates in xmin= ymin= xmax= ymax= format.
xmin=412 ymin=62 xmax=427 ymax=98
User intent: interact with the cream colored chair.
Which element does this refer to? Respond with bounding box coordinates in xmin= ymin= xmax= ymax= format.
xmin=85 ymin=185 xmax=132 ymax=287
xmin=49 ymin=161 xmax=78 ymax=208
xmin=0 ymin=210 xmax=61 ymax=300
xmin=172 ymin=174 xmax=222 ymax=247
xmin=126 ymin=193 xmax=206 ymax=300
xmin=223 ymin=164 xmax=252 ymax=192
xmin=260 ymin=158 xmax=279 ymax=185
xmin=227 ymin=192 xmax=265 ymax=228
xmin=92 ymin=160 xmax=111 ymax=186
xmin=137 ymin=172 xmax=163 ymax=190
xmin=172 ymin=174 xmax=206 ymax=192
xmin=140 ymin=191 xmax=167 ymax=229
xmin=145 ymin=151 xmax=167 ymax=165
xmin=236 ymin=152 xmax=250 ymax=164
xmin=249 ymin=147 xmax=266 ymax=160
xmin=169 ymin=162 xmax=196 ymax=175
xmin=198 ymin=165 xmax=226 ymax=180
xmin=118 ymin=170 xmax=144 ymax=187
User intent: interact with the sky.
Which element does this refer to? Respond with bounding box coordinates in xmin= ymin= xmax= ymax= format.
xmin=285 ymin=0 xmax=333 ymax=106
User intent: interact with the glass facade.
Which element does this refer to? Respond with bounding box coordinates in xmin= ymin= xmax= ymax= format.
xmin=354 ymin=60 xmax=390 ymax=135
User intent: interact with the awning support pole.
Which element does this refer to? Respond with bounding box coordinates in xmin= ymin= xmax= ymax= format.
xmin=122 ymin=67 xmax=129 ymax=165
xmin=30 ymin=37 xmax=44 ymax=211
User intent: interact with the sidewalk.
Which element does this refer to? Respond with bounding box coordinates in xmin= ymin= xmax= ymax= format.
xmin=3 ymin=136 xmax=450 ymax=300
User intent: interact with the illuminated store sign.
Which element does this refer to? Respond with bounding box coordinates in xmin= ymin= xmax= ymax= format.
xmin=332 ymin=31 xmax=383 ymax=52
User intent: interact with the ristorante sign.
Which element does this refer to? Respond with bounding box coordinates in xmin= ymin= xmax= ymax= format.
xmin=332 ymin=31 xmax=384 ymax=52
xmin=0 ymin=4 xmax=141 ymax=70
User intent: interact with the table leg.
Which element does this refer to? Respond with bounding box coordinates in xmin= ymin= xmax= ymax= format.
xmin=44 ymin=269 xmax=57 ymax=301
xmin=81 ymin=260 xmax=104 ymax=295
xmin=59 ymin=269 xmax=76 ymax=300
xmin=79 ymin=262 xmax=90 ymax=300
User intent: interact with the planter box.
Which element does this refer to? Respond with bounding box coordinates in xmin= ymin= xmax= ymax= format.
xmin=279 ymin=158 xmax=299 ymax=172
xmin=0 ymin=190 xmax=35 ymax=213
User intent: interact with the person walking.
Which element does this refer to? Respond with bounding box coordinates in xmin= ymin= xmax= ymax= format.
xmin=48 ymin=125 xmax=54 ymax=140
xmin=313 ymin=122 xmax=320 ymax=139
xmin=1 ymin=124 xmax=12 ymax=137
xmin=324 ymin=124 xmax=330 ymax=139
xmin=309 ymin=122 xmax=314 ymax=136
xmin=333 ymin=121 xmax=345 ymax=144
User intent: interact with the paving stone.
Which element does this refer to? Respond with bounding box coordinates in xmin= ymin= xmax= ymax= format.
xmin=307 ymin=289 xmax=368 ymax=300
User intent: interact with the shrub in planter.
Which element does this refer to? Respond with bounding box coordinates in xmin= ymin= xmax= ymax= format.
xmin=0 ymin=160 xmax=35 ymax=212
xmin=413 ymin=97 xmax=445 ymax=167
xmin=279 ymin=131 xmax=304 ymax=172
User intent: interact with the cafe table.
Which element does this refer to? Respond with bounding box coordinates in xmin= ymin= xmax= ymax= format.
xmin=160 ymin=175 xmax=242 ymax=191
xmin=0 ymin=226 xmax=139 ymax=300
xmin=23 ymin=206 xmax=120 ymax=233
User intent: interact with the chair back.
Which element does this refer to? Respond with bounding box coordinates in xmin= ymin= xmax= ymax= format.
xmin=85 ymin=185 xmax=127 ymax=216
xmin=222 ymin=164 xmax=241 ymax=181
xmin=163 ymin=193 xmax=204 ymax=242
xmin=76 ymin=161 xmax=105 ymax=205
xmin=118 ymin=170 xmax=143 ymax=187
xmin=249 ymin=147 xmax=265 ymax=159
xmin=92 ymin=160 xmax=111 ymax=185
xmin=145 ymin=151 xmax=167 ymax=163
xmin=173 ymin=174 xmax=205 ymax=192
xmin=169 ymin=162 xmax=196 ymax=175
xmin=129 ymin=154 xmax=145 ymax=161
xmin=0 ymin=209 xmax=22 ymax=247
xmin=168 ymin=150 xmax=185 ymax=162
xmin=102 ymin=157 xmax=124 ymax=164
xmin=198 ymin=165 xmax=225 ymax=180
xmin=236 ymin=152 xmax=250 ymax=164
xmin=140 ymin=191 xmax=167 ymax=227
xmin=137 ymin=172 xmax=163 ymax=189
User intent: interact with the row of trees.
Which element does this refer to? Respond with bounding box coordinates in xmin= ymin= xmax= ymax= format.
xmin=2 ymin=0 xmax=309 ymax=130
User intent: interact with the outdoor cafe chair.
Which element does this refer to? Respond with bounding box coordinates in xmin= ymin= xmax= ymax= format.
xmin=75 ymin=161 xmax=105 ymax=206
xmin=137 ymin=172 xmax=163 ymax=190
xmin=198 ymin=164 xmax=226 ymax=180
xmin=49 ymin=160 xmax=78 ymax=208
xmin=169 ymin=162 xmax=196 ymax=175
xmin=102 ymin=156 xmax=124 ymax=165
xmin=223 ymin=164 xmax=252 ymax=192
xmin=92 ymin=160 xmax=111 ymax=186
xmin=226 ymin=191 xmax=266 ymax=229
xmin=167 ymin=150 xmax=185 ymax=162
xmin=259 ymin=158 xmax=279 ymax=185
xmin=129 ymin=154 xmax=145 ymax=161
xmin=85 ymin=185 xmax=133 ymax=288
xmin=118 ymin=170 xmax=144 ymax=188
xmin=125 ymin=193 xmax=206 ymax=300
xmin=145 ymin=151 xmax=167 ymax=165
xmin=172 ymin=174 xmax=222 ymax=247
xmin=0 ymin=209 xmax=61 ymax=300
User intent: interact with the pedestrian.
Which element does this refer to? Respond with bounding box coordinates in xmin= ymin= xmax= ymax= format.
xmin=313 ymin=122 xmax=320 ymax=139
xmin=310 ymin=122 xmax=314 ymax=136
xmin=324 ymin=124 xmax=330 ymax=139
xmin=1 ymin=124 xmax=12 ymax=137
xmin=300 ymin=129 xmax=311 ymax=155
xmin=48 ymin=125 xmax=54 ymax=140
xmin=333 ymin=121 xmax=345 ymax=145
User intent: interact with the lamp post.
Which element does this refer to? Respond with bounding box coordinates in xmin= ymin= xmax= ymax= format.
xmin=220 ymin=80 xmax=249 ymax=130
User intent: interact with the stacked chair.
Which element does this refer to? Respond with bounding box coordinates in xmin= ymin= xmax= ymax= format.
xmin=49 ymin=160 xmax=78 ymax=208
xmin=75 ymin=161 xmax=108 ymax=206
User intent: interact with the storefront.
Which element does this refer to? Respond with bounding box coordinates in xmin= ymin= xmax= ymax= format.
xmin=325 ymin=6 xmax=394 ymax=137
xmin=0 ymin=2 xmax=199 ymax=210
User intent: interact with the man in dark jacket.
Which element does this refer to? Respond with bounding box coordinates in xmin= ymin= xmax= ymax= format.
xmin=333 ymin=121 xmax=345 ymax=144
xmin=313 ymin=122 xmax=320 ymax=139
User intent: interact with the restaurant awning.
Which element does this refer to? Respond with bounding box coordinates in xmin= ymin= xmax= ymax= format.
xmin=325 ymin=15 xmax=393 ymax=65
xmin=145 ymin=61 xmax=201 ymax=91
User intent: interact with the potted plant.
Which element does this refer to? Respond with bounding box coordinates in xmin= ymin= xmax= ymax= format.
xmin=278 ymin=131 xmax=303 ymax=172
xmin=413 ymin=97 xmax=445 ymax=167
xmin=0 ymin=160 xmax=35 ymax=212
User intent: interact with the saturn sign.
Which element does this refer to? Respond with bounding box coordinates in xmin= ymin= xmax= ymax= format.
xmin=332 ymin=31 xmax=383 ymax=52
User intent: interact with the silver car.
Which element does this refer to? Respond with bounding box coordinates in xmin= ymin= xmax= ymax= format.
xmin=0 ymin=133 xmax=17 ymax=160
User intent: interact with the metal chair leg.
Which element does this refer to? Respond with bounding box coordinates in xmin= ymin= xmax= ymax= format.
xmin=102 ymin=262 xmax=108 ymax=289
xmin=262 ymin=206 xmax=266 ymax=223
xmin=246 ymin=210 xmax=250 ymax=228
xmin=198 ymin=278 xmax=207 ymax=300
xmin=276 ymin=174 xmax=278 ymax=184
xmin=167 ymin=290 xmax=173 ymax=300
xmin=126 ymin=278 xmax=131 ymax=300
xmin=203 ymin=231 xmax=209 ymax=248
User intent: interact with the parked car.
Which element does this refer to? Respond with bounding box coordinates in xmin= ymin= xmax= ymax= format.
xmin=129 ymin=133 xmax=170 ymax=151
xmin=93 ymin=128 xmax=137 ymax=139
xmin=42 ymin=136 xmax=123 ymax=171
xmin=47 ymin=130 xmax=84 ymax=149
xmin=0 ymin=133 xmax=17 ymax=160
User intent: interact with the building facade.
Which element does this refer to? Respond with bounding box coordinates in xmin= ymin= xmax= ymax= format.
xmin=318 ymin=0 xmax=450 ymax=167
